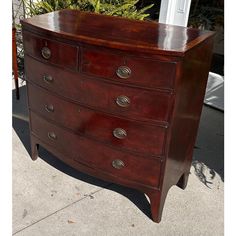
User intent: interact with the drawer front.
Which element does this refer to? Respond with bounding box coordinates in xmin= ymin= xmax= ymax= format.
xmin=81 ymin=47 xmax=176 ymax=89
xmin=23 ymin=32 xmax=77 ymax=69
xmin=25 ymin=57 xmax=172 ymax=123
xmin=25 ymin=55 xmax=81 ymax=98
xmin=30 ymin=112 xmax=162 ymax=187
xmin=28 ymin=83 xmax=166 ymax=156
xmin=80 ymin=77 xmax=172 ymax=123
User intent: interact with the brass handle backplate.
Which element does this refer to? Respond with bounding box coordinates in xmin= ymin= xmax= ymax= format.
xmin=113 ymin=128 xmax=127 ymax=139
xmin=116 ymin=66 xmax=131 ymax=79
xmin=112 ymin=159 xmax=125 ymax=169
xmin=41 ymin=47 xmax=51 ymax=59
xmin=116 ymin=95 xmax=130 ymax=108
xmin=43 ymin=75 xmax=53 ymax=84
xmin=48 ymin=132 xmax=57 ymax=140
xmin=45 ymin=104 xmax=54 ymax=113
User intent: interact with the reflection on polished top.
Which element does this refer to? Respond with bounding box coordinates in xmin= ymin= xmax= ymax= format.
xmin=21 ymin=9 xmax=215 ymax=56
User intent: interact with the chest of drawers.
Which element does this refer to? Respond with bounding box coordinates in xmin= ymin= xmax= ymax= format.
xmin=21 ymin=10 xmax=215 ymax=223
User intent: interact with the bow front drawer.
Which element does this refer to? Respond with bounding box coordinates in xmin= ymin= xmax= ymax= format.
xmin=23 ymin=32 xmax=77 ymax=70
xmin=27 ymin=83 xmax=167 ymax=156
xmin=80 ymin=77 xmax=173 ymax=123
xmin=25 ymin=57 xmax=173 ymax=123
xmin=30 ymin=112 xmax=162 ymax=188
xmin=81 ymin=47 xmax=176 ymax=89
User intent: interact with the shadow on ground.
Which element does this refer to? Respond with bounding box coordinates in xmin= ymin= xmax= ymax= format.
xmin=193 ymin=105 xmax=224 ymax=185
xmin=12 ymin=84 xmax=224 ymax=219
xmin=12 ymin=85 xmax=152 ymax=220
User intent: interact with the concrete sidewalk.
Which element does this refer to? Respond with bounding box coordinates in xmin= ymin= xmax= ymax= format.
xmin=12 ymin=84 xmax=224 ymax=236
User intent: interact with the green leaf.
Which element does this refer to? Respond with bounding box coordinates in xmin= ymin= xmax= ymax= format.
xmin=94 ymin=0 xmax=100 ymax=13
xmin=22 ymin=0 xmax=154 ymax=20
xmin=138 ymin=4 xmax=154 ymax=14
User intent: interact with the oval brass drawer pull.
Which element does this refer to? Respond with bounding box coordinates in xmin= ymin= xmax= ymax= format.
xmin=113 ymin=128 xmax=127 ymax=139
xmin=45 ymin=104 xmax=54 ymax=113
xmin=116 ymin=95 xmax=130 ymax=108
xmin=48 ymin=132 xmax=57 ymax=140
xmin=41 ymin=47 xmax=51 ymax=59
xmin=112 ymin=159 xmax=125 ymax=169
xmin=116 ymin=66 xmax=131 ymax=79
xmin=43 ymin=75 xmax=53 ymax=84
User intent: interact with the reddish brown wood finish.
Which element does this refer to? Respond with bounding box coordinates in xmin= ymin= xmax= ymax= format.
xmin=23 ymin=31 xmax=78 ymax=70
xmin=12 ymin=27 xmax=20 ymax=99
xmin=81 ymin=46 xmax=176 ymax=89
xmin=21 ymin=9 xmax=214 ymax=56
xmin=152 ymin=38 xmax=215 ymax=223
xmin=24 ymin=56 xmax=173 ymax=123
xmin=21 ymin=10 xmax=215 ymax=223
xmin=27 ymin=83 xmax=167 ymax=156
xmin=30 ymin=112 xmax=162 ymax=187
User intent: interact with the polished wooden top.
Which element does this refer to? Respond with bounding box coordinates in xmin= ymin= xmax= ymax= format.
xmin=21 ymin=9 xmax=215 ymax=56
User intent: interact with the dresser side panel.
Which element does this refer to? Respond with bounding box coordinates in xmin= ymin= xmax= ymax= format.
xmin=162 ymin=37 xmax=214 ymax=190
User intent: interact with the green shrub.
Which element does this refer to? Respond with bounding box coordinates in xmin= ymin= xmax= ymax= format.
xmin=23 ymin=0 xmax=154 ymax=20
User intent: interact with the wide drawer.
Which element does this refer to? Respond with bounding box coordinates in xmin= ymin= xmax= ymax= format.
xmin=30 ymin=112 xmax=162 ymax=187
xmin=25 ymin=57 xmax=173 ymax=123
xmin=81 ymin=47 xmax=176 ymax=89
xmin=22 ymin=31 xmax=77 ymax=70
xmin=28 ymin=83 xmax=166 ymax=156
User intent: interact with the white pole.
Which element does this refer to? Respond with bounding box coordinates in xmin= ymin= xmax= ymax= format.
xmin=159 ymin=0 xmax=192 ymax=27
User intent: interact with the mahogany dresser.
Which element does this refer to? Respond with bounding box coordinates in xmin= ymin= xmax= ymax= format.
xmin=21 ymin=9 xmax=215 ymax=223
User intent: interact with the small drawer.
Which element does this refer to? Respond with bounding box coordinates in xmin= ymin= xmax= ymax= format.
xmin=25 ymin=57 xmax=172 ymax=123
xmin=30 ymin=112 xmax=162 ymax=187
xmin=81 ymin=47 xmax=176 ymax=89
xmin=27 ymin=83 xmax=167 ymax=156
xmin=22 ymin=31 xmax=77 ymax=69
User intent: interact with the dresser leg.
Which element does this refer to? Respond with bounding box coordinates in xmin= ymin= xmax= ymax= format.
xmin=30 ymin=140 xmax=39 ymax=161
xmin=147 ymin=191 xmax=164 ymax=223
xmin=177 ymin=172 xmax=189 ymax=190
